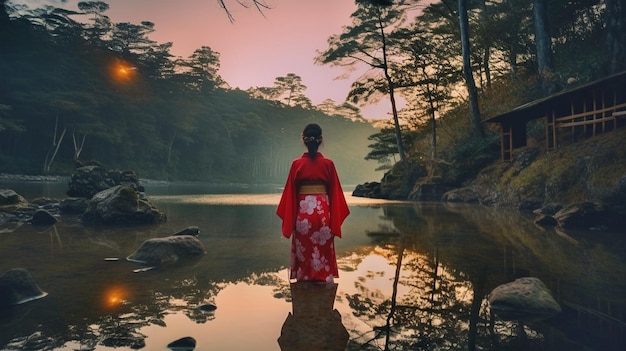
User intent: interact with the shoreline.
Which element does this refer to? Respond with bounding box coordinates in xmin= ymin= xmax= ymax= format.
xmin=0 ymin=173 xmax=67 ymax=182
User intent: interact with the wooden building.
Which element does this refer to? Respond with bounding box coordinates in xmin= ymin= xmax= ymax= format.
xmin=484 ymin=71 xmax=626 ymax=161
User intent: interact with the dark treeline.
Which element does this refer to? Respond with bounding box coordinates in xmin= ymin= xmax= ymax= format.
xmin=0 ymin=1 xmax=380 ymax=184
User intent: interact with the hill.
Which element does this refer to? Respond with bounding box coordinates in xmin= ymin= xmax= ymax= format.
xmin=471 ymin=127 xmax=626 ymax=214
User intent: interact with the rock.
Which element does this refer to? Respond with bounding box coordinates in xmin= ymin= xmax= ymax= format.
xmin=0 ymin=217 xmax=23 ymax=233
xmin=488 ymin=277 xmax=561 ymax=322
xmin=81 ymin=185 xmax=166 ymax=225
xmin=0 ymin=188 xmax=29 ymax=211
xmin=167 ymin=336 xmax=196 ymax=350
xmin=0 ymin=268 xmax=48 ymax=306
xmin=518 ymin=199 xmax=543 ymax=212
xmin=67 ymin=165 xmax=144 ymax=199
xmin=352 ymin=182 xmax=381 ymax=198
xmin=533 ymin=203 xmax=563 ymax=215
xmin=30 ymin=209 xmax=58 ymax=226
xmin=196 ymin=303 xmax=217 ymax=312
xmin=553 ymin=201 xmax=611 ymax=230
xmin=173 ymin=226 xmax=200 ymax=236
xmin=0 ymin=189 xmax=39 ymax=226
xmin=441 ymin=187 xmax=480 ymax=203
xmin=59 ymin=197 xmax=89 ymax=214
xmin=408 ymin=182 xmax=452 ymax=201
xmin=29 ymin=197 xmax=54 ymax=206
xmin=379 ymin=161 xmax=425 ymax=200
xmin=534 ymin=214 xmax=558 ymax=227
xmin=127 ymin=235 xmax=206 ymax=266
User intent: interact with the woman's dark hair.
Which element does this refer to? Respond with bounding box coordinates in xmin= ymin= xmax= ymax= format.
xmin=302 ymin=123 xmax=322 ymax=159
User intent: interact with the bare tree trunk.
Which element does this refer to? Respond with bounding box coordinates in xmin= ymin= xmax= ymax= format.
xmin=72 ymin=131 xmax=86 ymax=161
xmin=384 ymin=240 xmax=405 ymax=351
xmin=45 ymin=128 xmax=66 ymax=172
xmin=458 ymin=0 xmax=484 ymax=138
xmin=533 ymin=0 xmax=555 ymax=95
xmin=422 ymin=76 xmax=438 ymax=178
xmin=606 ymin=0 xmax=626 ymax=74
xmin=508 ymin=44 xmax=518 ymax=79
xmin=378 ymin=13 xmax=406 ymax=163
xmin=425 ymin=80 xmax=437 ymax=161
xmin=479 ymin=0 xmax=491 ymax=89
xmin=44 ymin=113 xmax=66 ymax=173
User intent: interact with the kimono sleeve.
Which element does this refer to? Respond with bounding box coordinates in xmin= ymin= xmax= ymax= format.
xmin=327 ymin=160 xmax=350 ymax=238
xmin=276 ymin=161 xmax=297 ymax=238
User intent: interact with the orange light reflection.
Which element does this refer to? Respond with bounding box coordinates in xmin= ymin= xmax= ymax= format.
xmin=103 ymin=285 xmax=129 ymax=309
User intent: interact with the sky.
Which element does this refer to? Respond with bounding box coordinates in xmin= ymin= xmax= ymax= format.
xmin=15 ymin=0 xmax=397 ymax=119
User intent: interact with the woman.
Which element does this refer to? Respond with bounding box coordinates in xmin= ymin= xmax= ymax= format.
xmin=277 ymin=123 xmax=350 ymax=283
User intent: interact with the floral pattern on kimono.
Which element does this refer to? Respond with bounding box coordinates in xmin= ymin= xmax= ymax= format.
xmin=291 ymin=194 xmax=337 ymax=281
xmin=277 ymin=152 xmax=350 ymax=282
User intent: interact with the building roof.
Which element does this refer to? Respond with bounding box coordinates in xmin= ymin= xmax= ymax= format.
xmin=484 ymin=70 xmax=626 ymax=124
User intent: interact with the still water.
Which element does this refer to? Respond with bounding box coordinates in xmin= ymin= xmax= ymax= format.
xmin=0 ymin=181 xmax=625 ymax=351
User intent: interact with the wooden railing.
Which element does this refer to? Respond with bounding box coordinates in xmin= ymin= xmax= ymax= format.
xmin=555 ymin=102 xmax=626 ymax=128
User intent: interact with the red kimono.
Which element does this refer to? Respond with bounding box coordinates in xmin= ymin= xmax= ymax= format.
xmin=277 ymin=152 xmax=350 ymax=282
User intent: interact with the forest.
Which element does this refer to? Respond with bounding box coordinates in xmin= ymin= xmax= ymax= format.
xmin=0 ymin=0 xmax=381 ymax=185
xmin=1 ymin=0 xmax=625 ymax=188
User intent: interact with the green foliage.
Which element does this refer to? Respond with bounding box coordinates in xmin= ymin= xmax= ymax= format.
xmin=365 ymin=127 xmax=412 ymax=164
xmin=482 ymin=128 xmax=626 ymax=207
xmin=0 ymin=8 xmax=379 ymax=183
xmin=3 ymin=0 xmax=621 ymax=189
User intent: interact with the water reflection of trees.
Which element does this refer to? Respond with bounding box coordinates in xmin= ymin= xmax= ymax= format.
xmin=342 ymin=203 xmax=626 ymax=351
xmin=2 ymin=202 xmax=625 ymax=350
xmin=0 ymin=220 xmax=282 ymax=350
xmin=344 ymin=246 xmax=483 ymax=350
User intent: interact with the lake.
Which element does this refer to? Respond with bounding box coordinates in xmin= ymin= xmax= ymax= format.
xmin=0 ymin=180 xmax=625 ymax=351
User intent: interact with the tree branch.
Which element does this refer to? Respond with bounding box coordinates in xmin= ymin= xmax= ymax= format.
xmin=218 ymin=0 xmax=272 ymax=22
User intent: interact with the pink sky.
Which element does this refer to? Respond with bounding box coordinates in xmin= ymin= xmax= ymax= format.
xmin=101 ymin=0 xmax=392 ymax=119
xmin=15 ymin=0 xmax=398 ymax=119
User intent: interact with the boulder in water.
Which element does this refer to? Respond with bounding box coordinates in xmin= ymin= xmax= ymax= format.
xmin=167 ymin=336 xmax=196 ymax=350
xmin=31 ymin=209 xmax=58 ymax=226
xmin=0 ymin=268 xmax=48 ymax=306
xmin=127 ymin=235 xmax=206 ymax=266
xmin=488 ymin=277 xmax=561 ymax=322
xmin=173 ymin=226 xmax=200 ymax=236
xmin=82 ymin=185 xmax=166 ymax=225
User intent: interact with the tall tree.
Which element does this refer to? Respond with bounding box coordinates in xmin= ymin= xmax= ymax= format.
xmin=533 ymin=0 xmax=555 ymax=94
xmin=178 ymin=46 xmax=223 ymax=92
xmin=365 ymin=127 xmax=403 ymax=171
xmin=605 ymin=0 xmax=626 ymax=74
xmin=110 ymin=21 xmax=157 ymax=58
xmin=394 ymin=23 xmax=460 ymax=161
xmin=458 ymin=0 xmax=483 ymax=137
xmin=316 ymin=0 xmax=412 ymax=163
xmin=488 ymin=0 xmax=533 ymax=80
xmin=77 ymin=1 xmax=110 ymax=45
xmin=477 ymin=0 xmax=491 ymax=89
xmin=271 ymin=73 xmax=310 ymax=107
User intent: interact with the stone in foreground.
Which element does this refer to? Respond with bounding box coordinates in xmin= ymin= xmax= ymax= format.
xmin=82 ymin=185 xmax=166 ymax=225
xmin=488 ymin=277 xmax=561 ymax=322
xmin=127 ymin=235 xmax=206 ymax=266
xmin=0 ymin=268 xmax=48 ymax=306
xmin=167 ymin=336 xmax=196 ymax=350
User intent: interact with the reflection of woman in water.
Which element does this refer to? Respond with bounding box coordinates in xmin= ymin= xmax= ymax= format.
xmin=276 ymin=123 xmax=350 ymax=283
xmin=277 ymin=282 xmax=349 ymax=351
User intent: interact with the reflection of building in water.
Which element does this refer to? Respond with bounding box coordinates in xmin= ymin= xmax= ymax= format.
xmin=278 ymin=282 xmax=349 ymax=351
